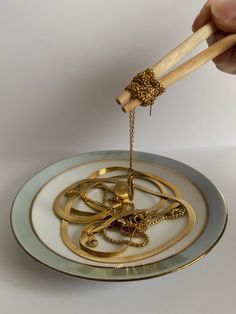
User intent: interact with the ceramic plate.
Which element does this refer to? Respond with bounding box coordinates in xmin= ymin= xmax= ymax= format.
xmin=11 ymin=150 xmax=227 ymax=281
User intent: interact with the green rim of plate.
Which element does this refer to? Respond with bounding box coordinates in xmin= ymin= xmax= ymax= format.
xmin=10 ymin=150 xmax=227 ymax=281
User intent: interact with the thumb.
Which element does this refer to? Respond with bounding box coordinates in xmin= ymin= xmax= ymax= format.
xmin=211 ymin=0 xmax=236 ymax=32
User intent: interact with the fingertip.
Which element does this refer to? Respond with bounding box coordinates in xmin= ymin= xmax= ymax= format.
xmin=210 ymin=0 xmax=236 ymax=32
xmin=211 ymin=0 xmax=236 ymax=20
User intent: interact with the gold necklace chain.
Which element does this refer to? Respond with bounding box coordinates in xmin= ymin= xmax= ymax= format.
xmin=129 ymin=109 xmax=135 ymax=171
xmin=128 ymin=109 xmax=135 ymax=201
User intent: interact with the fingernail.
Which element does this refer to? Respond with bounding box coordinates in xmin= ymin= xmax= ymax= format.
xmin=211 ymin=0 xmax=236 ymax=20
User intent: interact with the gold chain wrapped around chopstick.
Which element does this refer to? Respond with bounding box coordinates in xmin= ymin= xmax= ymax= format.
xmin=125 ymin=68 xmax=166 ymax=107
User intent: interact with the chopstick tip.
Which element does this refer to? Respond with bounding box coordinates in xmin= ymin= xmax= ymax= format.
xmin=116 ymin=97 xmax=122 ymax=105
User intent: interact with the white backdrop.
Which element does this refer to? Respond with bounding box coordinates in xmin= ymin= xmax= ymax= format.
xmin=1 ymin=0 xmax=236 ymax=160
xmin=0 ymin=1 xmax=235 ymax=314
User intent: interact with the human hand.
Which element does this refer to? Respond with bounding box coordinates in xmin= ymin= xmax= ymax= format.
xmin=192 ymin=0 xmax=236 ymax=74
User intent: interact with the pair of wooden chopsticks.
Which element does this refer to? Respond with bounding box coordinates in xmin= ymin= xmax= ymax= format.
xmin=116 ymin=21 xmax=236 ymax=113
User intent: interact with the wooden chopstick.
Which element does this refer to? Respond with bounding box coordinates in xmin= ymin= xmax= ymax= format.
xmin=160 ymin=34 xmax=236 ymax=87
xmin=116 ymin=22 xmax=236 ymax=113
xmin=123 ymin=33 xmax=236 ymax=113
xmin=151 ymin=22 xmax=217 ymax=76
xmin=116 ymin=22 xmax=217 ymax=107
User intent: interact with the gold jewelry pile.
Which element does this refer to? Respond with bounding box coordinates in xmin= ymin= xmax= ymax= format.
xmin=125 ymin=68 xmax=166 ymax=107
xmin=53 ymin=166 xmax=196 ymax=263
xmin=53 ymin=105 xmax=196 ymax=264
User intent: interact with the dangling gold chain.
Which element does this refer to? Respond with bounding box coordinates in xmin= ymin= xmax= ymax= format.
xmin=128 ymin=109 xmax=135 ymax=201
xmin=129 ymin=109 xmax=135 ymax=171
